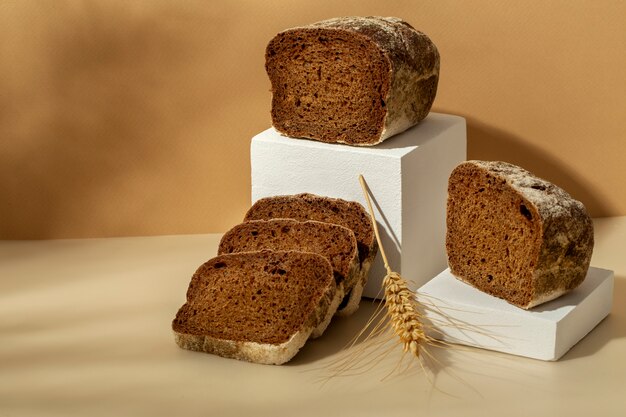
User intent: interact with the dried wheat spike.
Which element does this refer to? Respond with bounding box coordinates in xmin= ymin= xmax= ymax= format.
xmin=358 ymin=174 xmax=429 ymax=358
xmin=383 ymin=271 xmax=425 ymax=356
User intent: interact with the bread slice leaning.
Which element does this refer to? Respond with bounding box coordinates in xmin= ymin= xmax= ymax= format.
xmin=245 ymin=193 xmax=378 ymax=316
xmin=172 ymin=250 xmax=337 ymax=365
xmin=218 ymin=219 xmax=358 ymax=337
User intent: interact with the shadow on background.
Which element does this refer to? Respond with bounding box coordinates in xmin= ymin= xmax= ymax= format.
xmin=0 ymin=2 xmax=253 ymax=239
xmin=459 ymin=115 xmax=611 ymax=217
xmin=0 ymin=3 xmax=196 ymax=238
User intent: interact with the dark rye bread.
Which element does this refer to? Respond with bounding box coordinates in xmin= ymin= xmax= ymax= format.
xmin=265 ymin=16 xmax=439 ymax=146
xmin=446 ymin=161 xmax=594 ymax=309
xmin=245 ymin=194 xmax=378 ymax=316
xmin=172 ymin=250 xmax=337 ymax=365
xmin=218 ymin=219 xmax=358 ymax=335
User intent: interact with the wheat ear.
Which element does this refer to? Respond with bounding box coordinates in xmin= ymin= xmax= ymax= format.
xmin=318 ymin=176 xmax=445 ymax=382
xmin=318 ymin=178 xmax=500 ymax=385
xmin=358 ymin=174 xmax=427 ymax=358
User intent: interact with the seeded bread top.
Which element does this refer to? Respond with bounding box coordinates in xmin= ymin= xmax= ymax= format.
xmin=172 ymin=250 xmax=335 ymax=344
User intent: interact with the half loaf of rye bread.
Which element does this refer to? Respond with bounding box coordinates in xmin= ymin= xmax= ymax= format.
xmin=446 ymin=160 xmax=594 ymax=309
xmin=244 ymin=193 xmax=378 ymax=316
xmin=172 ymin=250 xmax=337 ymax=365
xmin=265 ymin=16 xmax=439 ymax=146
xmin=218 ymin=219 xmax=358 ymax=337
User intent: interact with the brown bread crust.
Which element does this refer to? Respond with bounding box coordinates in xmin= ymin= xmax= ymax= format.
xmin=266 ymin=16 xmax=439 ymax=145
xmin=446 ymin=161 xmax=594 ymax=309
xmin=172 ymin=250 xmax=337 ymax=364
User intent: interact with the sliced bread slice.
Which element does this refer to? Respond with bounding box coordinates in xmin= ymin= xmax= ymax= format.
xmin=446 ymin=160 xmax=594 ymax=309
xmin=218 ymin=219 xmax=358 ymax=336
xmin=172 ymin=250 xmax=337 ymax=364
xmin=244 ymin=193 xmax=378 ymax=316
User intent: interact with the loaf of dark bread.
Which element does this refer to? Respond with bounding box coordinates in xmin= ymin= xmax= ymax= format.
xmin=446 ymin=161 xmax=594 ymax=309
xmin=172 ymin=250 xmax=337 ymax=365
xmin=218 ymin=219 xmax=357 ymax=335
xmin=265 ymin=16 xmax=439 ymax=146
xmin=244 ymin=193 xmax=378 ymax=316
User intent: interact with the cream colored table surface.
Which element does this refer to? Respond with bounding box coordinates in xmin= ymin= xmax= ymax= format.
xmin=2 ymin=218 xmax=625 ymax=417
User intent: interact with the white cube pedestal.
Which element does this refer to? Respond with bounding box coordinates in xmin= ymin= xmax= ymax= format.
xmin=417 ymin=267 xmax=614 ymax=361
xmin=251 ymin=113 xmax=466 ymax=297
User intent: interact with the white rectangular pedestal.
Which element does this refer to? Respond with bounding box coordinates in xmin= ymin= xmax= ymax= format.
xmin=250 ymin=113 xmax=466 ymax=297
xmin=417 ymin=267 xmax=614 ymax=361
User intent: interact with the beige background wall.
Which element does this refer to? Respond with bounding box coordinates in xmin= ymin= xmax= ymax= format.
xmin=1 ymin=0 xmax=625 ymax=239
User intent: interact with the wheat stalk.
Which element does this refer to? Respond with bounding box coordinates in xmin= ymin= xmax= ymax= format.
xmin=319 ymin=176 xmax=491 ymax=383
xmin=358 ymin=174 xmax=429 ymax=360
xmin=317 ymin=177 xmax=503 ymax=386
xmin=316 ymin=176 xmax=438 ymax=382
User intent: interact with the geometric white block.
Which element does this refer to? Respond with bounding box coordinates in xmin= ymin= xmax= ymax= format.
xmin=417 ymin=267 xmax=614 ymax=361
xmin=251 ymin=113 xmax=467 ymax=297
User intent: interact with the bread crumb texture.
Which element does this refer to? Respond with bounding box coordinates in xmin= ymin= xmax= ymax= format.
xmin=172 ymin=251 xmax=335 ymax=344
xmin=218 ymin=219 xmax=358 ymax=287
xmin=446 ymin=160 xmax=594 ymax=309
xmin=244 ymin=194 xmax=378 ymax=316
xmin=245 ymin=193 xmax=376 ymax=265
xmin=265 ymin=16 xmax=439 ymax=145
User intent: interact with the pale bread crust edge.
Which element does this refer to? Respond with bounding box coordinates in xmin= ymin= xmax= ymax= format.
xmin=173 ymin=328 xmax=312 ymax=365
xmin=310 ymin=284 xmax=344 ymax=338
xmin=336 ymin=239 xmax=379 ymax=317
xmin=173 ymin=254 xmax=340 ymax=364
